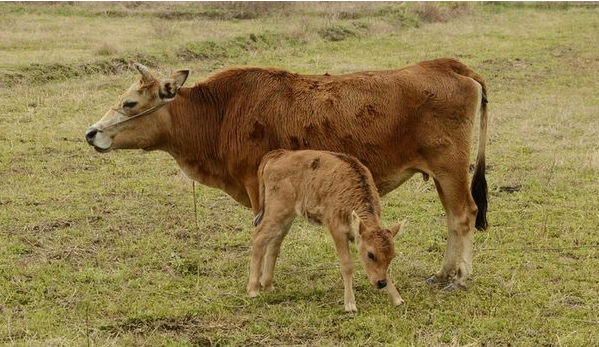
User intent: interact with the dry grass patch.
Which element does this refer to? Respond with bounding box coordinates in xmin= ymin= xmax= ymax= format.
xmin=1 ymin=2 xmax=599 ymax=346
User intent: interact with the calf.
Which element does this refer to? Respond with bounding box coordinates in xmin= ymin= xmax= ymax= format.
xmin=247 ymin=149 xmax=405 ymax=312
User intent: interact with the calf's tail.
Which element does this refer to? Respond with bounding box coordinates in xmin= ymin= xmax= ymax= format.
xmin=252 ymin=149 xmax=286 ymax=227
xmin=252 ymin=161 xmax=267 ymax=227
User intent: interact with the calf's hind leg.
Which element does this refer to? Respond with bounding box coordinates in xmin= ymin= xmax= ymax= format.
xmin=247 ymin=209 xmax=295 ymax=298
xmin=260 ymin=217 xmax=294 ymax=292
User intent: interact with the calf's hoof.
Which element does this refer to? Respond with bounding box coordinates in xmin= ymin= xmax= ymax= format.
xmin=247 ymin=289 xmax=260 ymax=298
xmin=247 ymin=284 xmax=261 ymax=298
xmin=392 ymin=297 xmax=405 ymax=306
xmin=344 ymin=302 xmax=358 ymax=313
xmin=262 ymin=284 xmax=274 ymax=292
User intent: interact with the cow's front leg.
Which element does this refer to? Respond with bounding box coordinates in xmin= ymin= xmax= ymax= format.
xmin=244 ymin=180 xmax=261 ymax=215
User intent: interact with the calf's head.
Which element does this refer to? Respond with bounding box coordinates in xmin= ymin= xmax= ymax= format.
xmin=85 ymin=63 xmax=189 ymax=153
xmin=351 ymin=211 xmax=405 ymax=289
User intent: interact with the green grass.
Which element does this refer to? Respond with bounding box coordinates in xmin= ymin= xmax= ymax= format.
xmin=1 ymin=2 xmax=599 ymax=346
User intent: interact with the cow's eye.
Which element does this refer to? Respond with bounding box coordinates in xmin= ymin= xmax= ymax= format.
xmin=123 ymin=101 xmax=138 ymax=109
xmin=368 ymin=252 xmax=375 ymax=261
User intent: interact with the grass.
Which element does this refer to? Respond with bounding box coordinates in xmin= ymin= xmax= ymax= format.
xmin=1 ymin=2 xmax=599 ymax=346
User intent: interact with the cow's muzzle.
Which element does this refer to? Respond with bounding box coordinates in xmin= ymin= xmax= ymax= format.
xmin=85 ymin=127 xmax=111 ymax=153
xmin=85 ymin=127 xmax=98 ymax=145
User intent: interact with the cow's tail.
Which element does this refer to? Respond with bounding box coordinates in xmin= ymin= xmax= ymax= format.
xmin=471 ymin=78 xmax=489 ymax=231
xmin=252 ymin=149 xmax=286 ymax=227
xmin=442 ymin=59 xmax=489 ymax=230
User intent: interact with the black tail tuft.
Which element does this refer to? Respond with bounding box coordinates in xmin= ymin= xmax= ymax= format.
xmin=252 ymin=209 xmax=264 ymax=227
xmin=471 ymin=163 xmax=488 ymax=230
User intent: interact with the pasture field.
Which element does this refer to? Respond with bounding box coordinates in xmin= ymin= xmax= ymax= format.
xmin=1 ymin=2 xmax=598 ymax=346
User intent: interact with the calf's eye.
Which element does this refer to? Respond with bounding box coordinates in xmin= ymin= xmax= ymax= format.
xmin=123 ymin=101 xmax=138 ymax=109
xmin=368 ymin=252 xmax=375 ymax=261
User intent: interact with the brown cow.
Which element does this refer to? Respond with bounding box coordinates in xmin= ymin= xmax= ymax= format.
xmin=85 ymin=58 xmax=488 ymax=290
xmin=247 ymin=149 xmax=405 ymax=312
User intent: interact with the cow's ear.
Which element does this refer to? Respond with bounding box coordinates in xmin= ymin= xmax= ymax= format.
xmin=389 ymin=220 xmax=406 ymax=238
xmin=159 ymin=70 xmax=190 ymax=100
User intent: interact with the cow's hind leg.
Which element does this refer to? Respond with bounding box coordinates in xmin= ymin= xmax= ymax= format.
xmin=427 ymin=171 xmax=477 ymax=290
xmin=260 ymin=217 xmax=294 ymax=292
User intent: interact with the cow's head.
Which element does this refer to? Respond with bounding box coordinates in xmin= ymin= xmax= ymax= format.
xmin=351 ymin=211 xmax=404 ymax=290
xmin=85 ymin=63 xmax=189 ymax=153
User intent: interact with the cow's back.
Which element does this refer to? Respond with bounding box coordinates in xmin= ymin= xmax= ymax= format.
xmin=216 ymin=58 xmax=483 ymax=196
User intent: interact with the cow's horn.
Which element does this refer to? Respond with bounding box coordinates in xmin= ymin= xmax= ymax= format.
xmin=133 ymin=63 xmax=153 ymax=81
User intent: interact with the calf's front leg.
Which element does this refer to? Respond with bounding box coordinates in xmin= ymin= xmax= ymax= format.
xmin=331 ymin=230 xmax=357 ymax=312
xmin=385 ymin=280 xmax=404 ymax=306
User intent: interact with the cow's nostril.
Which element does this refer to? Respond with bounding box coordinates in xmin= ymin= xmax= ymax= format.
xmin=85 ymin=128 xmax=98 ymax=143
xmin=377 ymin=279 xmax=387 ymax=289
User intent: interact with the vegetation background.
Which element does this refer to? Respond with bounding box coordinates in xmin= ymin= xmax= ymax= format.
xmin=1 ymin=2 xmax=598 ymax=346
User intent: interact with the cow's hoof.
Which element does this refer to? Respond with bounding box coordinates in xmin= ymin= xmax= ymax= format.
xmin=425 ymin=274 xmax=441 ymax=285
xmin=262 ymin=284 xmax=274 ymax=292
xmin=441 ymin=283 xmax=466 ymax=292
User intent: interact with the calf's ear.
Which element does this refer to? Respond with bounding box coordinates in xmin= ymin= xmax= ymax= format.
xmin=160 ymin=69 xmax=190 ymax=100
xmin=389 ymin=220 xmax=406 ymax=238
xmin=351 ymin=211 xmax=364 ymax=236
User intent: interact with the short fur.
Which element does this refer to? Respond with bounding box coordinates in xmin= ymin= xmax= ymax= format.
xmin=246 ymin=150 xmax=405 ymax=311
xmin=86 ymin=58 xmax=489 ymax=287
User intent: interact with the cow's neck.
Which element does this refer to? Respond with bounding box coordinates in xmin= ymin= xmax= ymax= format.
xmin=162 ymin=85 xmax=249 ymax=206
xmin=165 ymin=86 xmax=220 ymax=159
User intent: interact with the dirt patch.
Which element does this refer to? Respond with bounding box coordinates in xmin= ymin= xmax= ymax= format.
xmin=22 ymin=218 xmax=74 ymax=233
xmin=550 ymin=45 xmax=574 ymax=58
xmin=498 ymin=184 xmax=522 ymax=193
xmin=481 ymin=58 xmax=533 ymax=72
xmin=173 ymin=258 xmax=213 ymax=277
xmin=480 ymin=58 xmax=549 ymax=85
xmin=100 ymin=313 xmax=247 ymax=343
xmin=13 ymin=216 xmax=102 ymax=235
